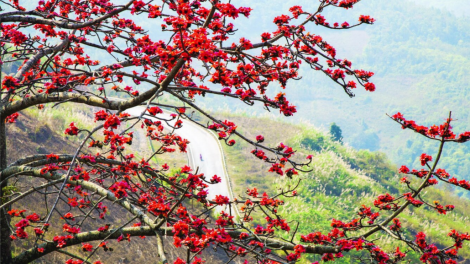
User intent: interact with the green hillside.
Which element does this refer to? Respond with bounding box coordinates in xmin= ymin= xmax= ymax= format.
xmin=219 ymin=112 xmax=470 ymax=263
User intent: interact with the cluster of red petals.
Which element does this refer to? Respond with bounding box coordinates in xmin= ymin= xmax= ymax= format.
xmin=64 ymin=123 xmax=79 ymax=136
xmin=357 ymin=205 xmax=380 ymax=225
xmin=391 ymin=112 xmax=470 ymax=142
xmin=373 ymin=193 xmax=397 ymax=210
xmin=5 ymin=113 xmax=19 ymax=123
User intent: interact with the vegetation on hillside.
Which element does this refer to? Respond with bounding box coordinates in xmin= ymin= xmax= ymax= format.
xmin=220 ymin=113 xmax=470 ymax=263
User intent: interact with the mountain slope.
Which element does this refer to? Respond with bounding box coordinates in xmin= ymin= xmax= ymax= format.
xmin=219 ymin=112 xmax=470 ymax=263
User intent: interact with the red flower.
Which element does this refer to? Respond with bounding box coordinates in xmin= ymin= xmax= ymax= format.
xmin=274 ymin=15 xmax=290 ymax=26
xmin=94 ymin=110 xmax=109 ymax=121
xmin=247 ymin=187 xmax=258 ymax=197
xmin=26 ymin=213 xmax=40 ymax=222
xmin=261 ymin=32 xmax=271 ymax=42
xmin=221 ymin=87 xmax=231 ymax=93
xmin=218 ymin=131 xmax=227 ymax=139
xmin=415 ymin=232 xmax=427 ymax=249
xmin=289 ymin=6 xmax=304 ymax=19
xmin=181 ymin=165 xmax=191 ymax=173
xmin=210 ymin=175 xmax=222 ymax=183
xmin=107 ymin=45 xmax=115 ymax=53
xmin=239 ymin=38 xmax=253 ymax=50
xmin=214 ymin=195 xmax=230 ymax=205
xmin=398 ymin=165 xmax=410 ymax=174
xmin=34 ymin=228 xmax=44 ymax=236
xmin=8 ymin=209 xmax=26 ymax=217
xmin=174 ymin=258 xmax=186 ymax=264
xmin=103 ymin=114 xmax=121 ymax=129
xmin=172 ymin=221 xmax=189 ymax=236
xmin=15 ymin=228 xmax=28 ymax=239
xmin=364 ymin=82 xmax=376 ymax=92
xmin=5 ymin=113 xmax=19 ymax=123
xmin=82 ymin=243 xmax=93 ymax=252
xmin=46 ymin=153 xmax=59 ymax=161
xmin=286 ymin=253 xmax=300 ymax=261
xmin=420 ymin=153 xmax=432 ymax=166
xmin=65 ymin=123 xmax=79 ymax=136
xmin=15 ymin=219 xmax=29 ymax=229
xmin=148 ymin=106 xmax=163 ymax=115
xmin=390 ymin=218 xmax=402 ymax=231
xmin=239 ymin=233 xmax=249 ymax=239
xmin=294 ymin=244 xmax=306 ymax=254
xmin=2 ymin=76 xmax=20 ymax=91
xmin=62 ymin=212 xmax=75 ymax=221
xmin=97 ymin=224 xmax=110 ymax=232
xmin=359 ymin=15 xmax=376 ymax=24
xmin=7 ymin=29 xmax=27 ymax=46
xmin=162 ymin=163 xmax=169 ymax=170
xmin=63 ymin=224 xmax=80 ymax=234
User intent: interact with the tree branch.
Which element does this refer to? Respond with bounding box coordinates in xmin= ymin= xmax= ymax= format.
xmin=12 ymin=226 xmax=339 ymax=264
xmin=0 ymin=1 xmax=134 ymax=29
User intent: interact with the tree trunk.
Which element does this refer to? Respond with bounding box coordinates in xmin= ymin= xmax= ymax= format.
xmin=0 ymin=115 xmax=12 ymax=264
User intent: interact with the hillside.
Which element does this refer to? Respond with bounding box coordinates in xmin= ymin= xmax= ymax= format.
xmin=218 ymin=112 xmax=470 ymax=263
xmin=7 ymin=104 xmax=470 ymax=263
xmin=6 ymin=97 xmax=470 ymax=263
xmin=5 ymin=106 xmax=232 ymax=264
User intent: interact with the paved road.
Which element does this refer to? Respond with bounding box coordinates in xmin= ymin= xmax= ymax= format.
xmin=125 ymin=107 xmax=235 ymax=214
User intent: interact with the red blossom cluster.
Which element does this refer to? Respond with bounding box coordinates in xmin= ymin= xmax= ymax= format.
xmin=2 ymin=76 xmax=20 ymax=91
xmin=357 ymin=205 xmax=380 ymax=225
xmin=373 ymin=193 xmax=398 ymax=210
xmin=64 ymin=123 xmax=79 ymax=136
xmin=391 ymin=112 xmax=470 ymax=142
xmin=293 ymin=112 xmax=470 ymax=263
xmin=5 ymin=112 xmax=19 ymax=123
xmin=389 ymin=218 xmax=402 ymax=232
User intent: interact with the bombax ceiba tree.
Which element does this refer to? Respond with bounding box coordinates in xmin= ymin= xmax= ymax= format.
xmin=1 ymin=0 xmax=470 ymax=264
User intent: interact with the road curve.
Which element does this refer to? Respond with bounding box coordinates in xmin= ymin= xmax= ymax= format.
xmin=125 ymin=107 xmax=237 ymax=215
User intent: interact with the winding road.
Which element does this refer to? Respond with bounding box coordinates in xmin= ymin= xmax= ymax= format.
xmin=126 ymin=107 xmax=238 ymax=216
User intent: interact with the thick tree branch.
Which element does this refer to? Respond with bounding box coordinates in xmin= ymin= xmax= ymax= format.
xmin=2 ymin=85 xmax=160 ymax=116
xmin=2 ymin=165 xmax=158 ymax=226
xmin=0 ymin=1 xmax=134 ymax=29
xmin=4 ymin=156 xmax=186 ymax=193
xmin=12 ymin=226 xmax=339 ymax=264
